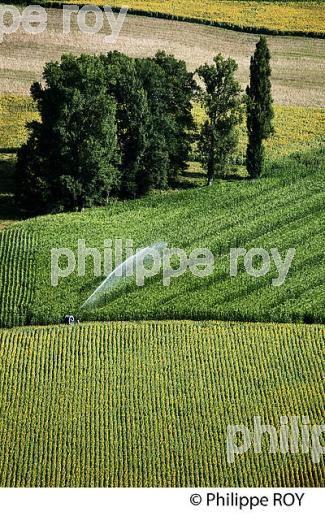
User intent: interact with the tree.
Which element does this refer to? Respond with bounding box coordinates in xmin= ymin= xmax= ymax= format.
xmin=100 ymin=52 xmax=151 ymax=198
xmin=152 ymin=51 xmax=197 ymax=184
xmin=246 ymin=36 xmax=274 ymax=178
xmin=197 ymin=55 xmax=242 ymax=185
xmin=136 ymin=51 xmax=196 ymax=189
xmin=16 ymin=55 xmax=120 ymax=213
xmin=135 ymin=57 xmax=171 ymax=191
xmin=16 ymin=51 xmax=197 ymax=214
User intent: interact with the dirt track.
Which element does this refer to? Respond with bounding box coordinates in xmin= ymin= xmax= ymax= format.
xmin=1 ymin=8 xmax=324 ymax=106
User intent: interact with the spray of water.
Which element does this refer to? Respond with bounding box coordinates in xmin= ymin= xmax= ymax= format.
xmin=80 ymin=242 xmax=167 ymax=309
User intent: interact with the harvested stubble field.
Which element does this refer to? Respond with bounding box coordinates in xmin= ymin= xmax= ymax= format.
xmin=0 ymin=9 xmax=324 ymax=106
xmin=0 ymin=320 xmax=323 ymax=487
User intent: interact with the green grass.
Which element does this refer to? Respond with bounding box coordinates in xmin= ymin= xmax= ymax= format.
xmin=0 ymin=146 xmax=324 ymax=328
xmin=0 ymin=319 xmax=323 ymax=487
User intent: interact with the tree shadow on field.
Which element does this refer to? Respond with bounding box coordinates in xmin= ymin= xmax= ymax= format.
xmin=0 ymin=154 xmax=21 ymax=228
xmin=172 ymin=166 xmax=207 ymax=190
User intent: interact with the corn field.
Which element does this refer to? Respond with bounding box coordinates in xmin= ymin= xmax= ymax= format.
xmin=2 ymin=144 xmax=319 ymax=327
xmin=0 ymin=320 xmax=323 ymax=487
xmin=0 ymin=228 xmax=37 ymax=327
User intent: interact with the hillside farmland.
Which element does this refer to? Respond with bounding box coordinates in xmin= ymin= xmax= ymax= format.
xmin=0 ymin=9 xmax=324 ymax=106
xmin=0 ymin=146 xmax=323 ymax=328
xmin=0 ymin=320 xmax=323 ymax=487
xmin=51 ymin=0 xmax=325 ymax=34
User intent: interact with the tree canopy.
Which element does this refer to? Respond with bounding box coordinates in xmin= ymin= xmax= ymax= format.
xmin=16 ymin=51 xmax=196 ymax=213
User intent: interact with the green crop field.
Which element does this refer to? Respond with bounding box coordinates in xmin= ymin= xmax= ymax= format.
xmin=0 ymin=228 xmax=37 ymax=326
xmin=0 ymin=320 xmax=323 ymax=487
xmin=0 ymin=145 xmax=324 ymax=328
xmin=0 ymin=3 xmax=324 ymax=492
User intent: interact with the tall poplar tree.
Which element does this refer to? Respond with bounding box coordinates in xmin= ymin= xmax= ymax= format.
xmin=246 ymin=37 xmax=274 ymax=178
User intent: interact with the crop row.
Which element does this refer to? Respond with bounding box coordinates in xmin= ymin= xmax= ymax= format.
xmin=0 ymin=228 xmax=37 ymax=327
xmin=0 ymin=320 xmax=323 ymax=486
xmin=1 ymin=146 xmax=317 ymax=326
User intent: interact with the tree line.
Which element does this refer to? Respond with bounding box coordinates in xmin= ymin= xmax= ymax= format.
xmin=16 ymin=37 xmax=274 ymax=214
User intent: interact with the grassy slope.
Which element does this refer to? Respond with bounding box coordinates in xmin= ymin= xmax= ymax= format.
xmin=52 ymin=1 xmax=325 ymax=34
xmin=0 ymin=320 xmax=323 ymax=487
